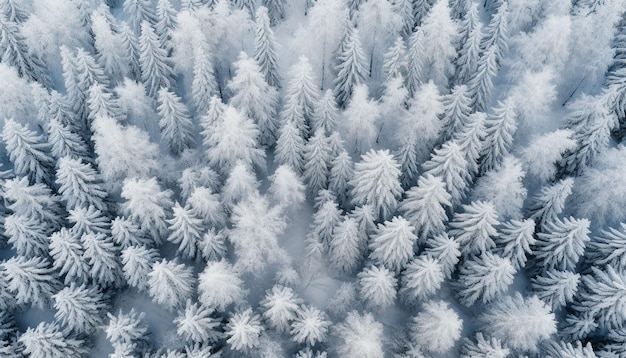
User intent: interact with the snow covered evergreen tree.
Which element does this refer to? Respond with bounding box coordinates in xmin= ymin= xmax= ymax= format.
xmin=282 ymin=56 xmax=320 ymax=137
xmin=19 ymin=322 xmax=86 ymax=358
xmin=303 ymin=129 xmax=331 ymax=196
xmin=358 ymin=265 xmax=397 ymax=310
xmin=495 ymin=219 xmax=536 ymax=270
xmin=417 ymin=0 xmax=458 ymax=88
xmin=81 ymin=232 xmax=122 ymax=288
xmin=49 ymin=228 xmax=90 ymax=285
xmin=52 ymin=283 xmax=107 ymax=334
xmin=587 ymin=223 xmax=626 ymax=272
xmin=139 ymin=21 xmax=172 ymax=97
xmin=329 ymin=216 xmax=363 ymax=273
xmin=448 ymin=201 xmax=499 ymax=256
xmin=350 ymin=149 xmax=403 ymax=220
xmin=399 ymin=174 xmax=451 ymax=243
xmin=410 ymin=300 xmax=463 ymax=353
xmin=422 ymin=141 xmax=471 ymax=204
xmin=148 ymin=259 xmax=194 ymax=310
xmin=56 ymin=157 xmax=108 ymax=212
xmin=382 ymin=37 xmax=407 ymax=81
xmin=334 ymin=26 xmax=367 ymax=107
xmin=456 ymin=252 xmax=515 ymax=306
xmin=531 ymin=270 xmax=579 ymax=310
xmin=276 ymin=119 xmax=306 ymax=174
xmin=4 ymin=213 xmax=49 ymax=258
xmin=534 ymin=216 xmax=590 ymax=272
xmin=455 ymin=2 xmax=482 ymax=84
xmin=342 ymin=84 xmax=380 ymax=154
xmin=157 ymin=87 xmax=195 ymax=155
xmin=191 ymin=43 xmax=218 ymax=115
xmin=573 ymin=265 xmax=626 ymax=330
xmin=480 ymin=98 xmax=517 ymax=173
xmin=124 ymin=0 xmax=157 ymax=34
xmin=174 ymin=300 xmax=221 ymax=344
xmin=260 ymin=285 xmax=302 ymax=333
xmin=46 ymin=119 xmax=89 ymax=161
xmin=122 ymin=177 xmax=173 ymax=243
xmin=225 ymin=308 xmax=264 ymax=351
xmin=334 ymin=311 xmax=384 ymax=358
xmin=528 ymin=178 xmax=574 ymax=227
xmin=269 ymin=165 xmax=306 ymax=210
xmin=441 ymin=84 xmax=472 ymax=141
xmin=198 ymin=260 xmax=245 ymax=312
xmin=400 ymin=255 xmax=445 ymax=303
xmin=2 ymin=119 xmax=54 ymax=184
xmin=460 ymin=333 xmax=510 ymax=358
xmin=369 ymin=216 xmax=417 ymax=272
xmin=111 ymin=217 xmax=152 ymax=249
xmin=121 ymin=245 xmax=159 ymax=291
xmin=254 ymin=7 xmax=280 ymax=87
xmin=467 ymin=45 xmax=498 ymax=112
xmin=105 ymin=309 xmax=149 ymax=352
xmin=424 ymin=233 xmax=462 ymax=279
xmin=290 ymin=305 xmax=331 ymax=346
xmin=166 ymin=203 xmax=203 ymax=259
xmin=2 ymin=256 xmax=58 ymax=308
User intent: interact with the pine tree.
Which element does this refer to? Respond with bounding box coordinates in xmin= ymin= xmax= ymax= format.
xmin=453 ymin=111 xmax=486 ymax=177
xmin=52 ymin=283 xmax=107 ymax=334
xmin=198 ymin=260 xmax=245 ymax=311
xmin=228 ymin=52 xmax=279 ymax=146
xmin=409 ymin=300 xmax=463 ymax=353
xmin=2 ymin=119 xmax=54 ymax=184
xmin=480 ymin=98 xmax=517 ymax=173
xmin=369 ymin=216 xmax=417 ymax=272
xmin=383 ymin=37 xmax=407 ymax=81
xmin=394 ymin=0 xmax=414 ymax=37
xmin=406 ymin=28 xmax=425 ymax=96
xmin=200 ymin=96 xmax=226 ymax=146
xmin=303 ymin=130 xmax=331 ymax=196
xmin=309 ymin=199 xmax=342 ymax=248
xmin=157 ymin=87 xmax=195 ymax=154
xmin=574 ymin=265 xmax=626 ymax=330
xmin=418 ymin=0 xmax=458 ymax=88
xmin=441 ymin=84 xmax=472 ymax=141
xmin=139 ymin=21 xmax=172 ymax=97
xmin=424 ymin=233 xmax=461 ymax=279
xmin=282 ymin=56 xmax=321 ymax=136
xmin=260 ymin=285 xmax=302 ymax=333
xmin=148 ymin=259 xmax=194 ymax=310
xmin=121 ymin=245 xmax=159 ymax=291
xmin=56 ymin=157 xmax=108 ymax=212
xmin=111 ymin=217 xmax=152 ymax=249
xmin=534 ymin=216 xmax=590 ymax=272
xmin=587 ymin=223 xmax=626 ymax=272
xmin=68 ymin=205 xmax=110 ymax=237
xmin=527 ymin=178 xmax=574 ymax=227
xmin=544 ymin=341 xmax=597 ymax=358
xmin=155 ymin=0 xmax=176 ymax=47
xmin=49 ymin=228 xmax=90 ymax=285
xmin=18 ymin=322 xmax=87 ymax=358
xmin=350 ymin=149 xmax=403 ymax=220
xmin=205 ymin=106 xmax=266 ymax=175
xmin=178 ymin=166 xmax=220 ymax=200
xmin=400 ymin=255 xmax=445 ymax=303
xmin=275 ymin=120 xmax=306 ymax=174
xmin=186 ymin=186 xmax=227 ymax=228
xmin=81 ymin=233 xmax=122 ymax=288
xmin=449 ymin=201 xmax=499 ymax=256
xmin=412 ymin=0 xmax=433 ymax=27
xmin=467 ymin=45 xmax=498 ymax=112
xmin=124 ymin=0 xmax=157 ymax=34
xmin=481 ymin=0 xmax=508 ymax=58
xmin=455 ymin=2 xmax=482 ymax=84
xmin=167 ymin=203 xmax=203 ymax=259
xmin=1 ymin=256 xmax=59 ymax=308
xmin=334 ymin=26 xmax=367 ymax=107
xmin=105 ymin=309 xmax=149 ymax=351
xmin=399 ymin=174 xmax=452 ymax=243
xmin=3 ymin=177 xmax=63 ymax=229
xmin=87 ymin=83 xmax=122 ymax=122
xmin=92 ymin=12 xmax=126 ymax=80
xmin=225 ymin=308 xmax=264 ymax=351
xmin=400 ymin=81 xmax=444 ymax=163
xmin=329 ymin=216 xmax=363 ymax=273
xmin=191 ymin=43 xmax=218 ymax=115
xmin=122 ymin=177 xmax=173 ymax=243
xmin=263 ymin=0 xmax=285 ymax=25
xmin=358 ymin=265 xmax=397 ymax=310
xmin=531 ymin=270 xmax=579 ymax=310
xmin=254 ymin=7 xmax=280 ymax=87
xmin=70 ymin=48 xmax=111 ymax=127
xmin=342 ymin=85 xmax=380 ymax=154
xmin=495 ymin=219 xmax=536 ymax=270
xmin=456 ymin=252 xmax=515 ymax=306
xmin=312 ymin=89 xmax=339 ymax=134
xmin=422 ymin=141 xmax=471 ymax=204
xmin=0 ymin=14 xmax=51 ymax=86
xmin=335 ymin=311 xmax=384 ymax=358
xmin=221 ymin=162 xmax=260 ymax=209
xmin=119 ymin=23 xmax=141 ymax=80
xmin=4 ymin=213 xmax=49 ymax=258
xmin=269 ymin=165 xmax=306 ymax=210
xmin=290 ymin=305 xmax=331 ymax=346
xmin=460 ymin=333 xmax=510 ymax=358
xmin=0 ymin=0 xmax=27 ymax=23
xmin=174 ymin=300 xmax=222 ymax=343
xmin=328 ymin=148 xmax=354 ymax=206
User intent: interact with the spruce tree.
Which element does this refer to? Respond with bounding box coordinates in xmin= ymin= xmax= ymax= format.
xmin=263 ymin=0 xmax=286 ymax=25
xmin=4 ymin=213 xmax=49 ymax=258
xmin=400 ymin=255 xmax=445 ymax=303
xmin=422 ymin=141 xmax=471 ymax=204
xmin=424 ymin=233 xmax=461 ymax=279
xmin=282 ymin=56 xmax=321 ymax=137
xmin=124 ymin=0 xmax=157 ymax=34
xmin=18 ymin=322 xmax=86 ymax=358
xmin=92 ymin=12 xmax=126 ymax=81
xmin=441 ymin=85 xmax=472 ymax=144
xmin=574 ymin=265 xmax=626 ymax=330
xmin=481 ymin=0 xmax=508 ymax=59
xmin=587 ymin=223 xmax=626 ymax=272
xmin=358 ymin=265 xmax=398 ymax=310
xmin=453 ymin=111 xmax=487 ymax=176
xmin=2 ymin=119 xmax=54 ymax=184
xmin=148 ymin=259 xmax=194 ymax=310
xmin=495 ymin=219 xmax=536 ymax=270
xmin=328 ymin=148 xmax=354 ymax=206
xmin=56 ymin=157 xmax=108 ymax=212
xmin=121 ymin=245 xmax=159 ymax=291
xmin=382 ymin=37 xmax=407 ymax=81
xmin=312 ymin=89 xmax=339 ymax=134
xmin=418 ymin=0 xmax=458 ymax=88
xmin=191 ymin=43 xmax=218 ymax=115
xmin=260 ymin=285 xmax=302 ymax=333
xmin=2 ymin=256 xmax=59 ymax=308
xmin=174 ymin=300 xmax=222 ymax=343
xmin=329 ymin=216 xmax=363 ymax=273
xmin=480 ymin=98 xmax=517 ymax=173
xmin=49 ymin=228 xmax=90 ymax=285
xmin=527 ymin=178 xmax=574 ymax=227
xmin=369 ymin=216 xmax=418 ymax=272
xmin=275 ymin=120 xmax=306 ymax=174
xmin=155 ymin=0 xmax=176 ymax=47
xmin=139 ymin=21 xmax=172 ymax=97
xmin=87 ymin=83 xmax=122 ymax=122
xmin=157 ymin=87 xmax=195 ymax=155
xmin=448 ymin=201 xmax=499 ymax=256
xmin=52 ymin=283 xmax=107 ymax=334
xmin=119 ymin=23 xmax=141 ymax=80
xmin=531 ymin=270 xmax=580 ymax=310
xmin=534 ymin=216 xmax=590 ymax=272
xmin=455 ymin=2 xmax=482 ymax=84
xmin=334 ymin=26 xmax=367 ymax=108
xmin=81 ymin=232 xmax=122 ymax=288
xmin=121 ymin=177 xmax=173 ymax=244
xmin=457 ymin=252 xmax=515 ymax=306
xmin=303 ymin=129 xmax=331 ymax=196
xmin=0 ymin=0 xmax=27 ymax=23
xmin=290 ymin=305 xmax=331 ymax=346
xmin=467 ymin=45 xmax=498 ymax=112
xmin=406 ymin=28 xmax=425 ymax=96
xmin=166 ymin=202 xmax=204 ymax=259
xmin=254 ymin=7 xmax=280 ymax=87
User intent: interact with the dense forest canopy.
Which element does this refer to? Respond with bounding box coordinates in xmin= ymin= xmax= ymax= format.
xmin=1 ymin=0 xmax=626 ymax=357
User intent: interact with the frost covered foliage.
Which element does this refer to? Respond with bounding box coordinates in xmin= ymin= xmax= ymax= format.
xmin=2 ymin=0 xmax=626 ymax=356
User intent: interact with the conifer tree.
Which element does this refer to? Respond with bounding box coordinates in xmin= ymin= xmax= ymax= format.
xmin=124 ymin=0 xmax=157 ymax=34
xmin=225 ymin=308 xmax=264 ymax=351
xmin=400 ymin=255 xmax=445 ymax=303
xmin=335 ymin=311 xmax=384 ymax=358
xmin=394 ymin=0 xmax=414 ymax=37
xmin=148 ymin=259 xmax=194 ymax=310
xmin=52 ymin=283 xmax=107 ymax=334
xmin=254 ymin=7 xmax=280 ymax=87
xmin=424 ymin=233 xmax=461 ymax=279
xmin=369 ymin=216 xmax=418 ymax=272
xmin=412 ymin=0 xmax=433 ymax=27
xmin=191 ymin=43 xmax=218 ymax=115
xmin=383 ymin=37 xmax=407 ymax=81
xmin=460 ymin=333 xmax=510 ymax=357
xmin=481 ymin=0 xmax=508 ymax=58
xmin=199 ymin=260 xmax=245 ymax=312
xmin=260 ymin=285 xmax=302 ymax=333
xmin=454 ymin=111 xmax=487 ymax=176
xmin=527 ymin=178 xmax=574 ymax=227
xmin=174 ymin=300 xmax=222 ymax=343
xmin=495 ymin=219 xmax=536 ymax=270
xmin=0 ymin=0 xmax=27 ymax=23
xmin=350 ymin=149 xmax=403 ymax=220
xmin=122 ymin=177 xmax=173 ymax=243
xmin=139 ymin=21 xmax=172 ymax=97
xmin=310 ymin=199 xmax=342 ymax=248
xmin=105 ymin=309 xmax=149 ymax=351
xmin=534 ymin=216 xmax=590 ymax=272
xmin=334 ymin=26 xmax=367 ymax=108
xmin=87 ymin=83 xmax=122 ymax=123
xmin=400 ymin=81 xmax=444 ymax=163
xmin=457 ymin=252 xmax=515 ymax=306
xmin=199 ymin=229 xmax=228 ymax=262
xmin=574 ymin=265 xmax=626 ymax=330
xmin=410 ymin=300 xmax=463 ymax=353
xmin=303 ymin=129 xmax=331 ymax=196
xmin=329 ymin=216 xmax=363 ymax=273
xmin=328 ymin=148 xmax=354 ymax=206
xmin=81 ymin=233 xmax=122 ymax=288
xmin=406 ymin=28 xmax=425 ymax=96
xmin=2 ymin=119 xmax=54 ymax=184
xmin=480 ymin=98 xmax=517 ymax=173
xmin=441 ymin=84 xmax=472 ymax=141
xmin=167 ymin=203 xmax=203 ymax=259
xmin=3 ymin=177 xmax=63 ymax=229
xmin=4 ymin=213 xmax=49 ymax=258
xmin=418 ymin=0 xmax=458 ymax=88
xmin=157 ymin=87 xmax=195 ymax=154
xmin=228 ymin=52 xmax=279 ymax=146
xmin=531 ymin=270 xmax=580 ymax=310
xmin=290 ymin=305 xmax=331 ymax=346
xmin=587 ymin=223 xmax=626 ymax=272
xmin=68 ymin=205 xmax=110 ymax=237
xmin=2 ymin=256 xmax=59 ymax=308
xmin=186 ymin=186 xmax=227 ymax=228
xmin=111 ymin=217 xmax=152 ymax=249
xmin=275 ymin=120 xmax=306 ymax=174
xmin=221 ymin=162 xmax=260 ymax=209
xmin=312 ymin=89 xmax=339 ymax=134
xmin=449 ymin=201 xmax=499 ymax=256
xmin=399 ymin=174 xmax=452 ymax=243
xmin=18 ymin=322 xmax=86 ymax=358
xmin=69 ymin=48 xmax=111 ymax=127
xmin=92 ymin=13 xmax=126 ymax=81
xmin=358 ymin=265 xmax=398 ymax=310
xmin=0 ymin=14 xmax=51 ymax=86
xmin=467 ymin=45 xmax=498 ymax=112
xmin=119 ymin=23 xmax=141 ymax=80
xmin=56 ymin=157 xmax=108 ymax=212
xmin=263 ymin=0 xmax=285 ymax=25
xmin=49 ymin=228 xmax=90 ymax=285
xmin=422 ymin=141 xmax=471 ymax=204
xmin=455 ymin=2 xmax=482 ymax=84
xmin=205 ymin=106 xmax=266 ymax=175
xmin=342 ymin=85 xmax=380 ymax=154
xmin=155 ymin=0 xmax=176 ymax=47
xmin=282 ymin=56 xmax=321 ymax=136
xmin=121 ymin=245 xmax=158 ymax=291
